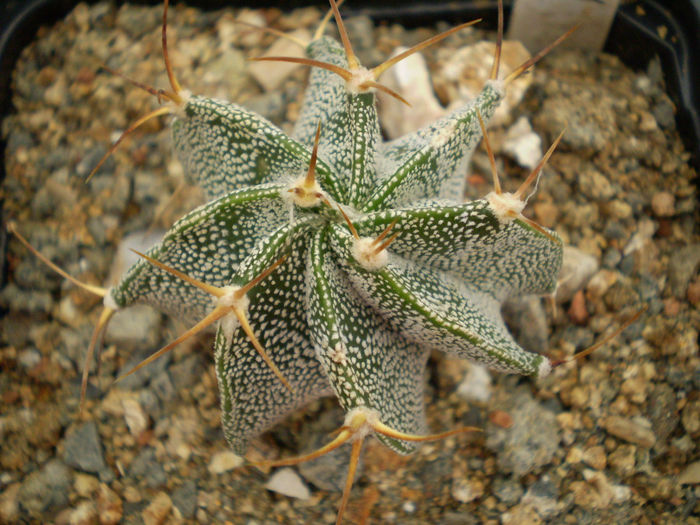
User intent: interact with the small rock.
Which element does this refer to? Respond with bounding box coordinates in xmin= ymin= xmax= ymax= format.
xmin=208 ymin=450 xmax=244 ymax=474
xmin=502 ymin=117 xmax=542 ymax=169
xmin=586 ymin=269 xmax=618 ymax=298
xmin=533 ymin=201 xmax=559 ymax=229
xmin=74 ymin=474 xmax=99 ymax=497
xmin=456 ymin=363 xmax=492 ymax=403
xmin=502 ymin=295 xmax=549 ymax=354
xmin=521 ymin=476 xmax=559 ymax=519
xmin=667 ymin=244 xmax=700 ymax=298
xmin=142 ymin=491 xmax=172 ymax=525
xmin=377 ymin=46 xmax=445 ymax=139
xmin=171 ymin=480 xmax=197 ymax=520
xmin=122 ymin=398 xmax=149 ymax=437
xmin=651 ymin=191 xmax=675 ymax=217
xmin=582 ymin=445 xmax=607 ymax=470
xmin=486 ymin=387 xmax=560 ymax=475
xmin=451 ymin=477 xmax=484 ymax=503
xmin=97 ymin=483 xmax=123 ymax=525
xmin=492 ymin=477 xmax=523 ymax=506
xmin=0 ymin=483 xmax=21 ymax=522
xmin=65 ymin=500 xmax=97 ymax=525
xmin=681 ymin=399 xmax=699 ymax=435
xmin=678 ymin=461 xmax=700 ymax=485
xmin=18 ymin=459 xmax=73 ymax=516
xmin=62 ymin=422 xmax=108 ymax=474
xmin=248 ymin=30 xmax=312 ymax=91
xmin=601 ymin=415 xmax=656 ymax=448
xmin=608 ymin=444 xmax=636 ymax=477
xmin=501 ymin=503 xmax=542 ymax=525
xmin=265 ymin=468 xmax=311 ymax=500
xmin=169 ymin=355 xmax=205 ymax=391
xmin=233 ymin=9 xmax=267 ymax=47
xmin=570 ymin=470 xmax=630 ymax=509
xmin=556 ymin=247 xmax=599 ymax=302
xmin=435 ymin=40 xmax=532 ymax=125
xmin=580 ymin=168 xmax=615 ymax=200
xmin=129 ymin=448 xmax=167 ymax=489
xmin=567 ymin=289 xmax=588 ymax=325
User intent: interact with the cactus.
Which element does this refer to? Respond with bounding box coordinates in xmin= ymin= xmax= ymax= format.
xmin=7 ymin=1 xmax=643 ymax=523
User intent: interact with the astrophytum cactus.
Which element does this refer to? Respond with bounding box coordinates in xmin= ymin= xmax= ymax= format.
xmin=9 ymin=0 xmax=605 ymax=522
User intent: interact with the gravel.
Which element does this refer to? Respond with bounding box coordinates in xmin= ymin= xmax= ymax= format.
xmin=1 ymin=2 xmax=698 ymax=524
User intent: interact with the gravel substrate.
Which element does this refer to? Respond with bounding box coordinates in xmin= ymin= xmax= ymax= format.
xmin=1 ymin=2 xmax=698 ymax=524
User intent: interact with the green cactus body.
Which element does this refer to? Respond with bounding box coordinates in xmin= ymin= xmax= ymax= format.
xmin=103 ymin=14 xmax=563 ymax=461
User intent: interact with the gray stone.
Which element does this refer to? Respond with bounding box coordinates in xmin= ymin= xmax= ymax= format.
xmin=151 ymin=370 xmax=176 ymax=403
xmin=129 ymin=447 xmax=167 ymax=489
xmin=556 ymin=247 xmax=599 ymax=303
xmin=62 ymin=422 xmax=108 ymax=474
xmin=667 ymin=244 xmax=700 ymax=298
xmin=172 ymin=480 xmax=197 ymax=519
xmin=486 ymin=387 xmax=560 ymax=476
xmin=492 ymin=476 xmax=524 ymax=506
xmin=18 ymin=459 xmax=73 ymax=516
xmin=522 ymin=476 xmax=560 ymax=518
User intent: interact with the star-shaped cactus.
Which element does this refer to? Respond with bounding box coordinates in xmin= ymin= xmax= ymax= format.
xmin=10 ymin=1 xmax=595 ymax=523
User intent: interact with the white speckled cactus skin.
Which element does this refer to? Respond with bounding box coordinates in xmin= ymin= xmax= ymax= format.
xmin=103 ymin=2 xmax=563 ymax=461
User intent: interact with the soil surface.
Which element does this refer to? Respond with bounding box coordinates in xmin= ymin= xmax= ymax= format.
xmin=1 ymin=2 xmax=698 ymax=524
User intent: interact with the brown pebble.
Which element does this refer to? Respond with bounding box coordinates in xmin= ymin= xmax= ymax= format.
xmin=142 ymin=492 xmax=172 ymax=525
xmin=489 ymin=410 xmax=514 ymax=428
xmin=568 ymin=289 xmax=588 ymax=325
xmin=98 ymin=483 xmax=123 ymax=525
xmin=687 ymin=278 xmax=700 ymax=305
xmin=651 ymin=191 xmax=675 ymax=217
xmin=601 ymin=415 xmax=656 ymax=448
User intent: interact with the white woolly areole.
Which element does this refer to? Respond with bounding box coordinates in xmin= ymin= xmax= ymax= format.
xmin=347 ymin=67 xmax=375 ymax=94
xmin=344 ymin=406 xmax=380 ymax=441
xmin=285 ymin=176 xmax=323 ymax=208
xmin=352 ymin=237 xmax=389 ymax=271
xmin=536 ymin=357 xmax=552 ymax=379
xmin=485 ymin=78 xmax=505 ymax=97
xmin=103 ymin=289 xmax=119 ymax=311
xmin=217 ymin=286 xmax=249 ymax=342
xmin=486 ymin=191 xmax=525 ymax=222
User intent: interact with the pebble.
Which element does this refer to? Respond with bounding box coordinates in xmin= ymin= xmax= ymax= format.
xmin=608 ymin=444 xmax=636 ymax=477
xmin=556 ymin=246 xmax=600 ymax=303
xmin=129 ymin=447 xmax=167 ymax=489
xmin=677 ymin=461 xmax=700 ymax=485
xmin=492 ymin=477 xmax=524 ymax=506
xmin=97 ymin=483 xmax=123 ymax=525
xmin=142 ymin=491 xmax=173 ymax=525
xmin=667 ymin=244 xmax=700 ymax=298
xmin=62 ymin=422 xmax=108 ymax=475
xmin=486 ymin=387 xmax=560 ymax=476
xmin=435 ymin=40 xmax=532 ymax=125
xmin=265 ymin=468 xmax=311 ymax=500
xmin=681 ymin=399 xmax=699 ymax=435
xmin=579 ymin=168 xmax=615 ymax=200
xmin=651 ymin=191 xmax=675 ymax=217
xmin=456 ymin=363 xmax=492 ymax=403
xmin=18 ymin=459 xmax=73 ymax=516
xmin=171 ymin=480 xmax=198 ymax=520
xmin=582 ymin=445 xmax=607 ymax=470
xmin=601 ymin=415 xmax=656 ymax=448
xmin=500 ymin=503 xmax=542 ymax=525
xmin=105 ymin=305 xmax=162 ymax=352
xmin=502 ymin=117 xmax=542 ymax=169
xmin=122 ymin=397 xmax=149 ymax=436
xmin=451 ymin=477 xmax=484 ymax=503
xmin=570 ymin=469 xmax=631 ymax=509
xmin=501 ymin=295 xmax=549 ymax=354
xmin=247 ymin=30 xmax=311 ymax=91
xmin=207 ymin=450 xmax=244 ymax=474
xmin=521 ymin=476 xmax=559 ymax=519
xmin=376 ymin=46 xmax=445 ymax=139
